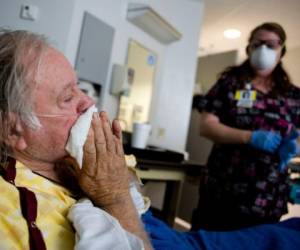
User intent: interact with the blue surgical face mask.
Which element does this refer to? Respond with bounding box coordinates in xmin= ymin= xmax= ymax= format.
xmin=250 ymin=44 xmax=277 ymax=70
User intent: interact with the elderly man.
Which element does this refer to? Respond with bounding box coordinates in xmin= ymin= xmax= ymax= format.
xmin=2 ymin=29 xmax=300 ymax=250
xmin=0 ymin=30 xmax=151 ymax=250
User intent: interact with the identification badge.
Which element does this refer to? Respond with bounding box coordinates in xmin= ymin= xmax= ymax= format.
xmin=235 ymin=89 xmax=257 ymax=108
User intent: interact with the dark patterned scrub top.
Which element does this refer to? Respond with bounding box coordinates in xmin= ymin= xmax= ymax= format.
xmin=198 ymin=76 xmax=300 ymax=223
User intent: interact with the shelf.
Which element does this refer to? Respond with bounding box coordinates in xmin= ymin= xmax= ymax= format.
xmin=127 ymin=3 xmax=182 ymax=44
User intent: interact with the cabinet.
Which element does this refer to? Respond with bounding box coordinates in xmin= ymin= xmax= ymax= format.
xmin=75 ymin=12 xmax=115 ymax=104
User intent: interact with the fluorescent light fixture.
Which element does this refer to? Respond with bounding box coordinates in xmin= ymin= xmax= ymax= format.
xmin=223 ymin=29 xmax=241 ymax=39
xmin=127 ymin=3 xmax=182 ymax=44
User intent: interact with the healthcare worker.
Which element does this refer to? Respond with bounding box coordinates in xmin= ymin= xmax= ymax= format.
xmin=191 ymin=22 xmax=300 ymax=231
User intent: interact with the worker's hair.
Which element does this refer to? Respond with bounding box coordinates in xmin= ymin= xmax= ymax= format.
xmin=0 ymin=29 xmax=49 ymax=162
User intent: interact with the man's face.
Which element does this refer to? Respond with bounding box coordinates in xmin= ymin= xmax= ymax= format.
xmin=21 ymin=47 xmax=94 ymax=163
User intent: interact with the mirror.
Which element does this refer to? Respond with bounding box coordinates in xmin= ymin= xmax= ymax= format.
xmin=117 ymin=40 xmax=157 ymax=132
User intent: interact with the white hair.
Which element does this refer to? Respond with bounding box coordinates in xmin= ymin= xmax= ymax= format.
xmin=0 ymin=29 xmax=49 ymax=161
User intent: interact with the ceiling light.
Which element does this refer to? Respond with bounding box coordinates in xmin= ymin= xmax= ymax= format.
xmin=223 ymin=29 xmax=241 ymax=39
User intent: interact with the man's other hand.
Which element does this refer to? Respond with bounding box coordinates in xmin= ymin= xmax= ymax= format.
xmin=78 ymin=112 xmax=130 ymax=207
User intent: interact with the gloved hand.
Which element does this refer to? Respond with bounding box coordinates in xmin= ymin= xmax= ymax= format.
xmin=249 ymin=130 xmax=282 ymax=153
xmin=278 ymin=130 xmax=300 ymax=172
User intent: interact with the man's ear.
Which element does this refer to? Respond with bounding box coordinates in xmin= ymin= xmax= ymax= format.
xmin=5 ymin=113 xmax=27 ymax=151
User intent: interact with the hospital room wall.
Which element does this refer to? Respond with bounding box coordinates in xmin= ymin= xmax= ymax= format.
xmin=0 ymin=0 xmax=76 ymax=53
xmin=65 ymin=0 xmax=204 ymax=153
xmin=0 ymin=0 xmax=204 ymax=153
xmin=283 ymin=45 xmax=300 ymax=87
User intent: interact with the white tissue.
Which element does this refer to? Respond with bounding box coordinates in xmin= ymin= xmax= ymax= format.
xmin=65 ymin=105 xmax=98 ymax=168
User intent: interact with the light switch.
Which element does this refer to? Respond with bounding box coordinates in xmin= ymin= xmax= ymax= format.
xmin=20 ymin=5 xmax=39 ymax=21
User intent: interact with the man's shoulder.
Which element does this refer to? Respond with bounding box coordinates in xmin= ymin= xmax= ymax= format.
xmin=0 ymin=175 xmax=29 ymax=250
xmin=0 ymin=174 xmax=21 ymax=208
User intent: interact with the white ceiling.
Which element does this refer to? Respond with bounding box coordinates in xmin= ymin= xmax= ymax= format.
xmin=199 ymin=0 xmax=300 ymax=57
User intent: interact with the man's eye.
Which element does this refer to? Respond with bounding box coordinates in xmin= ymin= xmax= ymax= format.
xmin=64 ymin=96 xmax=74 ymax=103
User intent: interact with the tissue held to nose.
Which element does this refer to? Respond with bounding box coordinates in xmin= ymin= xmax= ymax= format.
xmin=65 ymin=105 xmax=98 ymax=168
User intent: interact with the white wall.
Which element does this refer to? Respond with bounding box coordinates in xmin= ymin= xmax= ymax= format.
xmin=0 ymin=0 xmax=204 ymax=153
xmin=0 ymin=0 xmax=76 ymax=53
xmin=66 ymin=0 xmax=203 ymax=152
xmin=65 ymin=0 xmax=165 ymax=118
xmin=147 ymin=0 xmax=204 ymax=152
xmin=283 ymin=45 xmax=300 ymax=87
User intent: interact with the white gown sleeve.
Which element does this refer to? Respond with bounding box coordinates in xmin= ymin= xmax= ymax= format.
xmin=67 ymin=198 xmax=144 ymax=250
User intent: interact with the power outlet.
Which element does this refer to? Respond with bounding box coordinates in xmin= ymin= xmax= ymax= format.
xmin=156 ymin=127 xmax=165 ymax=138
xmin=20 ymin=5 xmax=39 ymax=21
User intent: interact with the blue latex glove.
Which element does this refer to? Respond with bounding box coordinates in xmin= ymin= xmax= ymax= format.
xmin=250 ymin=130 xmax=282 ymax=153
xmin=278 ymin=130 xmax=300 ymax=172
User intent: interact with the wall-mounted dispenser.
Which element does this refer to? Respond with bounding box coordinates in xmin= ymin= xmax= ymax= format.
xmin=110 ymin=64 xmax=135 ymax=96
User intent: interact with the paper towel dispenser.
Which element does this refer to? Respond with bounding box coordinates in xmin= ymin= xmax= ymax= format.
xmin=110 ymin=64 xmax=134 ymax=96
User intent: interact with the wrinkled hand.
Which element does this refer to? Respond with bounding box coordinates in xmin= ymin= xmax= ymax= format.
xmin=78 ymin=111 xmax=130 ymax=207
xmin=278 ymin=130 xmax=300 ymax=172
xmin=249 ymin=130 xmax=282 ymax=153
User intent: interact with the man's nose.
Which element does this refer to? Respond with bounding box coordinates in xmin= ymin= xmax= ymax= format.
xmin=77 ymin=91 xmax=95 ymax=114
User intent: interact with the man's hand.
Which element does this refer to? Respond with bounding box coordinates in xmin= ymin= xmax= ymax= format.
xmin=78 ymin=111 xmax=153 ymax=249
xmin=78 ymin=111 xmax=130 ymax=207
